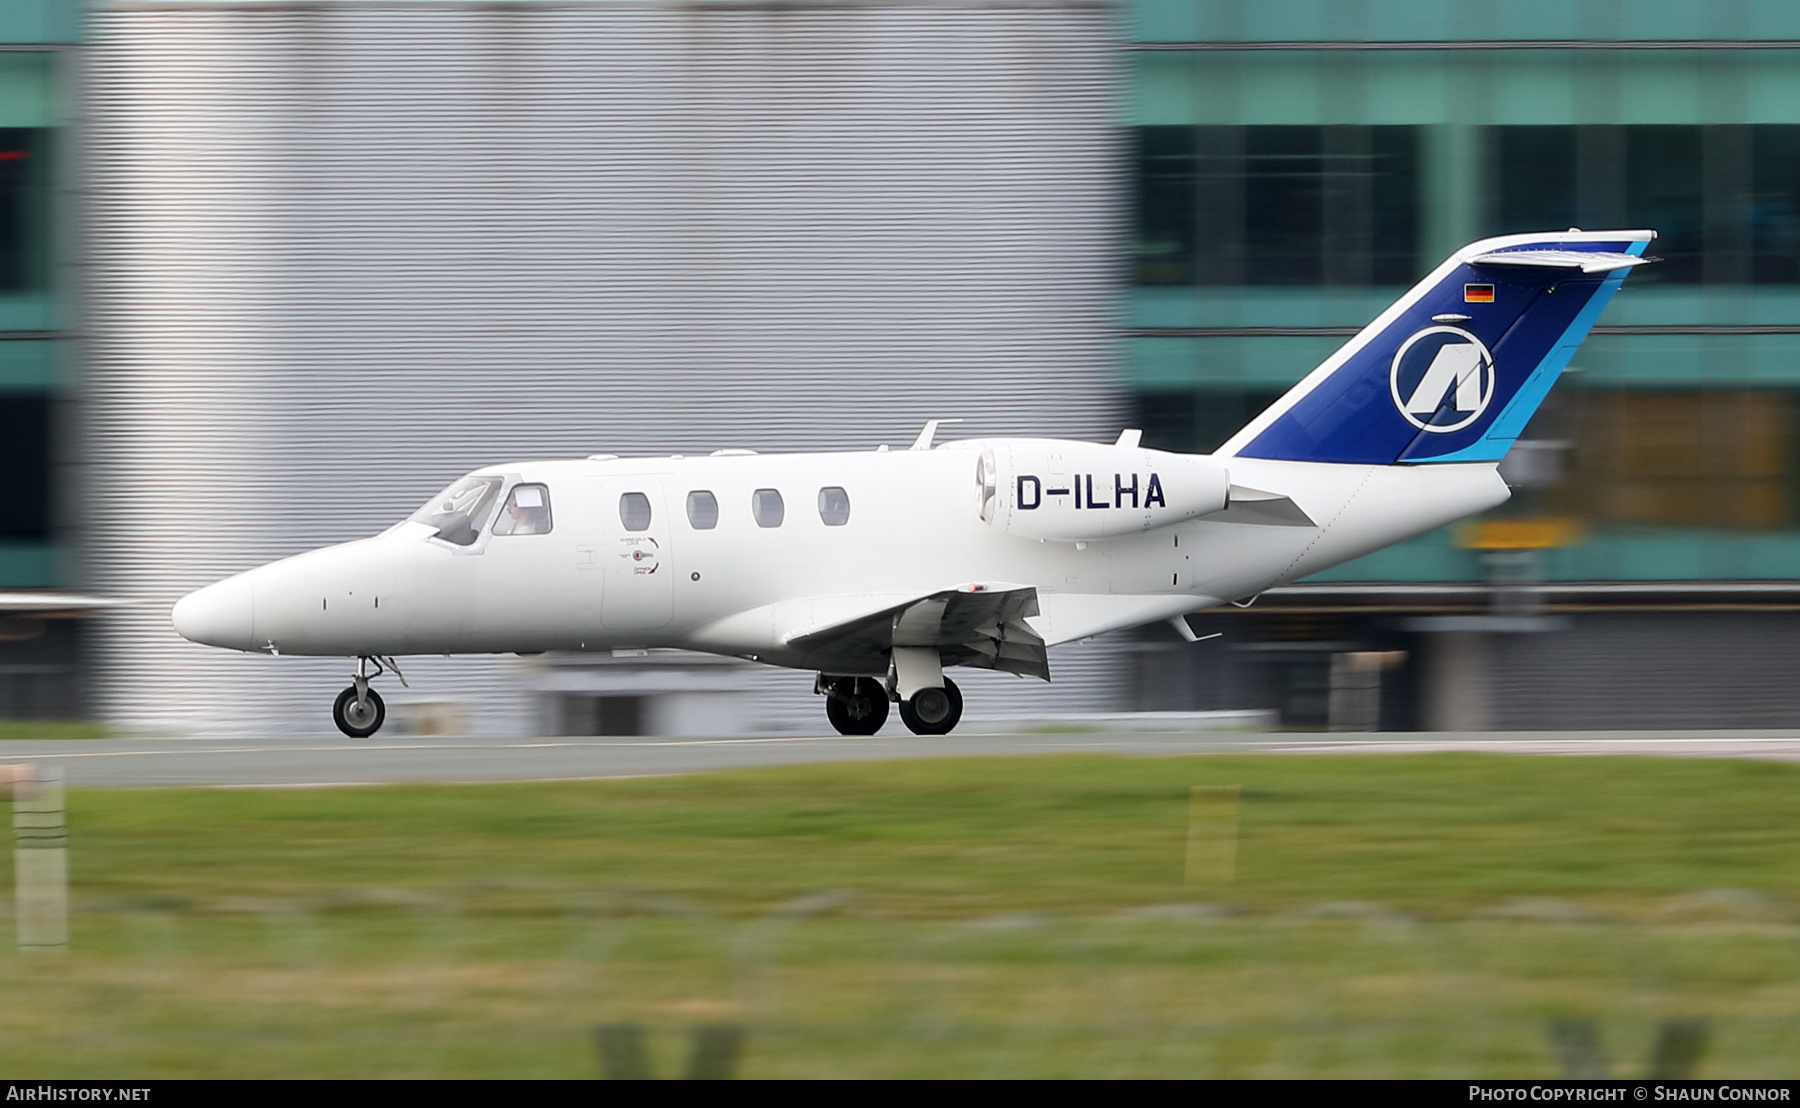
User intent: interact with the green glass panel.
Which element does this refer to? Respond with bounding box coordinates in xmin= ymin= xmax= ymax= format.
xmin=1130 ymin=287 xmax=1397 ymax=329
xmin=0 ymin=340 xmax=53 ymax=390
xmin=1366 ymin=56 xmax=1452 ymax=125
xmin=0 ymin=294 xmax=54 ymax=332
xmin=1573 ymin=334 xmax=1800 ymax=389
xmin=0 ymin=540 xmax=54 ymax=588
xmin=1132 ymin=51 xmax=1800 ymax=128
xmin=1302 ymin=529 xmax=1800 ymax=583
xmin=1747 ymin=53 xmax=1800 ymax=124
xmin=1488 ymin=55 xmax=1580 ymax=126
xmin=1130 ymin=53 xmax=1200 ymax=126
xmin=0 ymin=54 xmax=53 ymax=127
xmin=1239 ymin=56 xmax=1322 ymax=125
xmin=1128 ymin=0 xmax=1800 ymax=44
xmin=0 ymin=0 xmax=78 ymax=46
xmin=1300 ymin=529 xmax=1481 ymax=582
xmin=1126 ymin=334 xmax=1345 ymax=389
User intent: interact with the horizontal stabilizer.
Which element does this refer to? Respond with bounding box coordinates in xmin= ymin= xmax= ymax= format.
xmin=1469 ymin=248 xmax=1653 ymax=274
xmin=1204 ymin=485 xmax=1315 ymax=527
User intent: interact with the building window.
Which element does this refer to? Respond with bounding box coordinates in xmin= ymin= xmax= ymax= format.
xmin=1135 ymin=126 xmax=1198 ymax=286
xmin=1489 ymin=124 xmax=1800 ymax=285
xmin=1133 ymin=125 xmax=1420 ymax=287
xmin=0 ymin=395 xmax=47 ymax=540
xmin=1561 ymin=390 xmax=1795 ymax=530
xmin=491 ymin=483 xmax=552 ymax=536
xmin=752 ymin=488 xmax=784 ymax=528
xmin=817 ymin=486 xmax=851 ymax=526
xmin=686 ymin=489 xmax=718 ymax=530
xmin=1752 ymin=127 xmax=1800 ymax=285
xmin=618 ymin=492 xmax=652 ymax=532
xmin=1132 ymin=387 xmax=1287 ymax=455
xmin=0 ymin=129 xmax=47 ymax=293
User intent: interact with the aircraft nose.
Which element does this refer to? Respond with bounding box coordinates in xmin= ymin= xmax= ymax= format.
xmin=171 ymin=576 xmax=255 ymax=650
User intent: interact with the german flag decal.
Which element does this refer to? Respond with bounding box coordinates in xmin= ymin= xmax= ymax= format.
xmin=1464 ymin=284 xmax=1495 ymax=303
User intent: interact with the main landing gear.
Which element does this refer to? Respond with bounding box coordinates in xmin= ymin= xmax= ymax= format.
xmin=333 ymin=655 xmax=404 ymax=738
xmin=816 ymin=673 xmax=963 ymax=736
xmin=898 ymin=678 xmax=962 ymax=736
xmin=818 ymin=675 xmax=888 ymax=736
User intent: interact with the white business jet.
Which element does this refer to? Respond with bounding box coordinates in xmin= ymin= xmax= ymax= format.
xmin=173 ymin=230 xmax=1654 ymax=737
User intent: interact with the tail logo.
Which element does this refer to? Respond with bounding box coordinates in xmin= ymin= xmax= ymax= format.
xmin=1388 ymin=325 xmax=1496 ymax=434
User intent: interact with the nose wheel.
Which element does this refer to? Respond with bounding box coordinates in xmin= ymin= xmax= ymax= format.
xmin=333 ymin=655 xmax=403 ymax=738
xmin=898 ymin=678 xmax=962 ymax=736
xmin=333 ymin=685 xmax=386 ymax=738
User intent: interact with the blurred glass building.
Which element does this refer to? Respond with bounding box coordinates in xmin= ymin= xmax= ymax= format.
xmin=1126 ymin=1 xmax=1800 ymax=728
xmin=25 ymin=0 xmax=1800 ymax=734
xmin=0 ymin=0 xmax=86 ymax=718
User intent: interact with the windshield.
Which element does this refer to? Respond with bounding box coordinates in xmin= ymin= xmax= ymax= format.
xmin=410 ymin=475 xmax=503 ymax=546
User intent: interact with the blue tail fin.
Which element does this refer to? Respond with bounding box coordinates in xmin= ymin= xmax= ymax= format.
xmin=1217 ymin=230 xmax=1655 ymax=465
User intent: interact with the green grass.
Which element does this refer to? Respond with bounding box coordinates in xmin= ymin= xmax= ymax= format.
xmin=0 ymin=720 xmax=107 ymax=740
xmin=4 ymin=753 xmax=1800 ymax=1077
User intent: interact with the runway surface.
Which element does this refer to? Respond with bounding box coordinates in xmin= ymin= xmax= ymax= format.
xmin=3 ymin=729 xmax=1800 ymax=787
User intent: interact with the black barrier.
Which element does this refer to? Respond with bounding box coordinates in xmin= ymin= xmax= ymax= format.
xmin=593 ymin=1023 xmax=745 ymax=1079
xmin=1548 ymin=1018 xmax=1711 ymax=1080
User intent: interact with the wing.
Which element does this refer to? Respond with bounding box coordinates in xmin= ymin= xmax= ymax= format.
xmin=784 ymin=583 xmax=1049 ymax=681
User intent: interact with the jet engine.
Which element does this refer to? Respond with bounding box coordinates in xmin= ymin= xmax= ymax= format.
xmin=977 ymin=440 xmax=1231 ymax=542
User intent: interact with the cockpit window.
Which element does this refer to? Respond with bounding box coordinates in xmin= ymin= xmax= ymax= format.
xmin=619 ymin=491 xmax=652 ymax=532
xmin=492 ymin=483 xmax=553 ymax=536
xmin=411 ymin=475 xmax=503 ymax=547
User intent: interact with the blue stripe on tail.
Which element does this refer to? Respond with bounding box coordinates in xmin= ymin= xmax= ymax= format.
xmin=1226 ymin=233 xmax=1652 ymax=466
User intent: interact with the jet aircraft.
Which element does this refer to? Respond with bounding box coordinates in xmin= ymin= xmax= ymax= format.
xmin=172 ymin=230 xmax=1655 ymax=737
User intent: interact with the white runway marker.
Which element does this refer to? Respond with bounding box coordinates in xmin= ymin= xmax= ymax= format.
xmin=1185 ymin=785 xmax=1241 ymax=887
xmin=12 ymin=764 xmax=68 ymax=949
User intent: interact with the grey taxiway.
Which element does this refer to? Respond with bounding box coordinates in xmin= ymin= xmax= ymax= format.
xmin=3 ymin=729 xmax=1800 ymax=788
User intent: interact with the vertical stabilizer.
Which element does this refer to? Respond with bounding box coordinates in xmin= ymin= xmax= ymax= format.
xmin=1216 ymin=230 xmax=1655 ymax=465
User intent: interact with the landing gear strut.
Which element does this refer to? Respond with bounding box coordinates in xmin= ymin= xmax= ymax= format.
xmin=818 ymin=675 xmax=888 ymax=736
xmin=333 ymin=655 xmax=403 ymax=738
xmin=898 ymin=678 xmax=962 ymax=736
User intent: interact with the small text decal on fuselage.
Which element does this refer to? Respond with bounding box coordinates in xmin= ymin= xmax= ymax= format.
xmin=1017 ymin=474 xmax=1167 ymax=511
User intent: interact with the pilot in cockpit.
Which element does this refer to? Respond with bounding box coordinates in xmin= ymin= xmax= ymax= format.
xmin=492 ymin=483 xmax=553 ymax=537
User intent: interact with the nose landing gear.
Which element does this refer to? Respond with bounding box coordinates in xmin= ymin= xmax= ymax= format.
xmin=333 ymin=655 xmax=404 ymax=738
xmin=333 ymin=685 xmax=385 ymax=738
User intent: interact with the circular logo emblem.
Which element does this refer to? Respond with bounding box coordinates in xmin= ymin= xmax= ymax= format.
xmin=1388 ymin=326 xmax=1496 ymax=434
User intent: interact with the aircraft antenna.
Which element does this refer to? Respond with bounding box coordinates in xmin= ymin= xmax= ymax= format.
xmin=910 ymin=419 xmax=963 ymax=451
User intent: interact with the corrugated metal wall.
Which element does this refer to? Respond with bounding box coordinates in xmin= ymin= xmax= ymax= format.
xmin=84 ymin=0 xmax=1130 ymax=736
xmin=1490 ymin=613 xmax=1800 ymax=730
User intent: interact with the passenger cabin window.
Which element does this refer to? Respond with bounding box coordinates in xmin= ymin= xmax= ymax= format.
xmin=818 ymin=486 xmax=851 ymax=526
xmin=752 ymin=488 xmax=784 ymax=528
xmin=492 ymin=483 xmax=553 ymax=536
xmin=411 ymin=475 xmax=503 ymax=547
xmin=686 ymin=490 xmax=719 ymax=530
xmin=619 ymin=491 xmax=652 ymax=532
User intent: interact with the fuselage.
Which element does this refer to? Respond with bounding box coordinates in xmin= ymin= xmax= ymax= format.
xmin=171 ymin=437 xmax=1509 ymax=673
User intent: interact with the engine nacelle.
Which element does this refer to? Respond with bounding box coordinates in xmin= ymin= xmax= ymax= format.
xmin=978 ymin=439 xmax=1231 ymax=542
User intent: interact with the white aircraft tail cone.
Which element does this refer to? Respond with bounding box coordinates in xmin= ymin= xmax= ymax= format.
xmin=172 ymin=577 xmax=254 ymax=651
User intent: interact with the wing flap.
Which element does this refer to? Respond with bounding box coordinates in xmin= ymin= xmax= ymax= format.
xmin=785 ymin=584 xmax=1049 ymax=681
